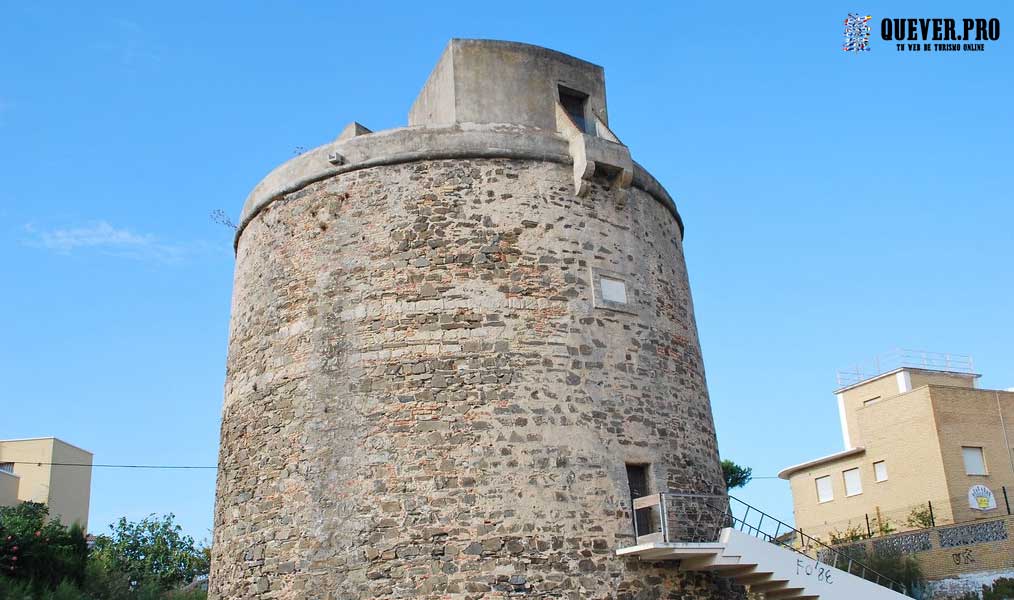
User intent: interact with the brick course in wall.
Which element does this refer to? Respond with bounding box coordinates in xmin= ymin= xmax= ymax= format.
xmin=210 ymin=157 xmax=742 ymax=599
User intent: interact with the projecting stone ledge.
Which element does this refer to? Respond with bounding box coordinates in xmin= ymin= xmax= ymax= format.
xmin=235 ymin=124 xmax=680 ymax=249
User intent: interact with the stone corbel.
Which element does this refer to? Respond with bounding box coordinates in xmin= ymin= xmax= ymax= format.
xmin=556 ymin=104 xmax=633 ymax=197
xmin=556 ymin=102 xmax=594 ymax=196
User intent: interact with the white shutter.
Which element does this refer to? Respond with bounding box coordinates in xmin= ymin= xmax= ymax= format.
xmin=843 ymin=468 xmax=863 ymax=496
xmin=815 ymin=476 xmax=833 ymax=503
xmin=963 ymin=447 xmax=987 ymax=475
xmin=874 ymin=461 xmax=888 ymax=482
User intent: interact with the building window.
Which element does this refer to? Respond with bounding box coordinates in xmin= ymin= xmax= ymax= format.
xmin=0 ymin=462 xmax=13 ymax=474
xmin=962 ymin=446 xmax=988 ymax=475
xmin=815 ymin=475 xmax=833 ymax=503
xmin=843 ymin=468 xmax=863 ymax=496
xmin=558 ymin=85 xmax=589 ymax=134
xmin=626 ymin=464 xmax=651 ymax=536
xmin=874 ymin=461 xmax=888 ymax=482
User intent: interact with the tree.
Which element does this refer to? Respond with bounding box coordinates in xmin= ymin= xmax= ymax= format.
xmin=0 ymin=502 xmax=87 ymax=590
xmin=721 ymin=459 xmax=753 ymax=490
xmin=91 ymin=514 xmax=209 ymax=592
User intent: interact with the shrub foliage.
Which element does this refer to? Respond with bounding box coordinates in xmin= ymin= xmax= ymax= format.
xmin=0 ymin=504 xmax=208 ymax=600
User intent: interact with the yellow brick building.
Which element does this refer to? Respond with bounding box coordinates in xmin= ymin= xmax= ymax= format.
xmin=779 ymin=352 xmax=1014 ymax=543
xmin=0 ymin=437 xmax=93 ymax=530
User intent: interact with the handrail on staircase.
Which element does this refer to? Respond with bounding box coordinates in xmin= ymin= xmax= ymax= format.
xmin=630 ymin=492 xmax=908 ymax=595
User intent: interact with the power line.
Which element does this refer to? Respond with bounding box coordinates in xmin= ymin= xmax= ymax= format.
xmin=5 ymin=461 xmax=216 ymax=470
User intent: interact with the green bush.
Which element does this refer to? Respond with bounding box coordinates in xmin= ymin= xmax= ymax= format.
xmin=0 ymin=503 xmax=88 ymax=590
xmin=0 ymin=577 xmax=33 ymax=600
xmin=982 ymin=577 xmax=1014 ymax=600
xmin=49 ymin=582 xmax=87 ymax=600
xmin=90 ymin=514 xmax=208 ymax=592
xmin=78 ymin=560 xmax=132 ymax=600
xmin=905 ymin=504 xmax=935 ymax=529
xmin=827 ymin=523 xmax=867 ymax=545
xmin=862 ymin=549 xmax=925 ymax=598
xmin=0 ymin=576 xmax=207 ymax=600
xmin=1 ymin=504 xmax=207 ymax=600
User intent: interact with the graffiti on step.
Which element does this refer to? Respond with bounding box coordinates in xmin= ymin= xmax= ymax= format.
xmin=797 ymin=559 xmax=833 ymax=584
xmin=951 ymin=548 xmax=975 ymax=566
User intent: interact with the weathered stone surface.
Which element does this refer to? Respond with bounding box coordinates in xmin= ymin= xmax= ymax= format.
xmin=211 ymin=156 xmax=739 ymax=599
xmin=408 ymin=39 xmax=607 ymax=132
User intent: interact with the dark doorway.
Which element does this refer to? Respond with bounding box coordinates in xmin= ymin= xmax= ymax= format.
xmin=558 ymin=85 xmax=589 ymax=133
xmin=626 ymin=464 xmax=651 ymax=537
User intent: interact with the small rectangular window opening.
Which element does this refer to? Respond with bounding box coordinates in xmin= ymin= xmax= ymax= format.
xmin=815 ymin=475 xmax=833 ymax=503
xmin=626 ymin=464 xmax=651 ymax=536
xmin=874 ymin=461 xmax=888 ymax=482
xmin=962 ymin=446 xmax=987 ymax=475
xmin=0 ymin=462 xmax=13 ymax=474
xmin=559 ymin=86 xmax=589 ymax=134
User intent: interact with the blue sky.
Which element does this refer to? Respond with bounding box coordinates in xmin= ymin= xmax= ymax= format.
xmin=2 ymin=1 xmax=1011 ymax=542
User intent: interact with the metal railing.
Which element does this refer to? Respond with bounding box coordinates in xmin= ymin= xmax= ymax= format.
xmin=836 ymin=348 xmax=975 ymax=388
xmin=630 ymin=492 xmax=908 ymax=595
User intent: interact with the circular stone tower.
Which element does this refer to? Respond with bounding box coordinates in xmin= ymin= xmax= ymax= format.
xmin=212 ymin=39 xmax=738 ymax=600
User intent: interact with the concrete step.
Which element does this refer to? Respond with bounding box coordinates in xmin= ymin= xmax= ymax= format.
xmin=755 ymin=582 xmax=807 ymax=598
xmin=679 ymin=553 xmax=743 ymax=571
xmin=733 ymin=570 xmax=776 ymax=585
xmin=749 ymin=579 xmax=794 ymax=593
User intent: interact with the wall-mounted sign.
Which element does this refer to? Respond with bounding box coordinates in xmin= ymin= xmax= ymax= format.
xmin=968 ymin=485 xmax=997 ymax=511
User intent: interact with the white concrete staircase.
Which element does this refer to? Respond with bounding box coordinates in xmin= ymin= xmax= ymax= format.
xmin=617 ymin=494 xmax=910 ymax=600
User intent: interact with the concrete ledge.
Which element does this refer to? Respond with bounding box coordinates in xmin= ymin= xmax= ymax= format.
xmin=777 ymin=447 xmax=867 ymax=480
xmin=236 ymin=124 xmax=683 ymax=250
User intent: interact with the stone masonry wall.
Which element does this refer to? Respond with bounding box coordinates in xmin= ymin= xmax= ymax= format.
xmin=211 ymin=157 xmax=740 ymax=599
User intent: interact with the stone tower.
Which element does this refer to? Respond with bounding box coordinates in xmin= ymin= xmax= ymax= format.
xmin=212 ymin=39 xmax=736 ymax=599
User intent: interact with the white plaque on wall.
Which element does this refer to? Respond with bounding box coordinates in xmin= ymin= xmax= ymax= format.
xmin=968 ymin=484 xmax=997 ymax=511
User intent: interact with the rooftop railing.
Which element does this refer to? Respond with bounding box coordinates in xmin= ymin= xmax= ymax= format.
xmin=835 ymin=348 xmax=975 ymax=388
